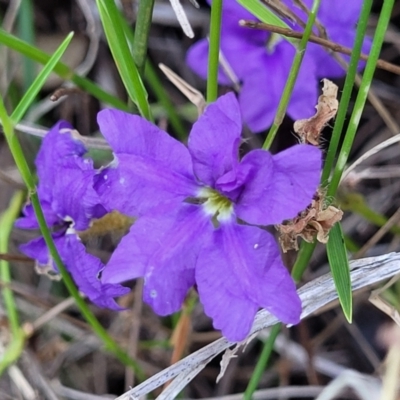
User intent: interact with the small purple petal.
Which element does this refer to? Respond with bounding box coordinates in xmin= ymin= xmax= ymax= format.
xmin=196 ymin=222 xmax=300 ymax=341
xmin=234 ymin=145 xmax=321 ymax=226
xmin=188 ymin=93 xmax=242 ymax=186
xmin=95 ymin=154 xmax=200 ymax=217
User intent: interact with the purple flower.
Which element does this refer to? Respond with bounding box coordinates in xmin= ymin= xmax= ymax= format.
xmin=186 ymin=0 xmax=371 ymax=132
xmin=16 ymin=122 xmax=129 ymax=310
xmin=97 ymin=93 xmax=321 ymax=341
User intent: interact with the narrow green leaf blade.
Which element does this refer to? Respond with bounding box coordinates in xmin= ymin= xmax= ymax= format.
xmin=11 ymin=32 xmax=74 ymax=123
xmin=96 ymin=0 xmax=152 ymax=121
xmin=327 ymin=223 xmax=352 ymax=322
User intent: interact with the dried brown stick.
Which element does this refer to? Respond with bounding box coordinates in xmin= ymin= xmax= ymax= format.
xmin=240 ymin=20 xmax=400 ymax=76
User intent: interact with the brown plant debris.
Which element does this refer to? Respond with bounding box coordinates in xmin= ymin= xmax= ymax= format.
xmin=276 ymin=190 xmax=343 ymax=252
xmin=294 ymin=79 xmax=339 ymax=146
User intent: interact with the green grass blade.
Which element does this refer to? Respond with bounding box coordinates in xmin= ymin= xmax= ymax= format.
xmin=321 ymin=0 xmax=373 ymax=184
xmin=96 ymin=0 xmax=152 ymax=120
xmin=328 ymin=0 xmax=395 ymax=196
xmin=11 ymin=32 xmax=74 ymax=124
xmin=0 ymin=29 xmax=129 ymax=111
xmin=132 ymin=0 xmax=155 ymax=74
xmin=17 ymin=0 xmax=36 ymax=91
xmin=115 ymin=9 xmax=187 ymax=138
xmin=326 ymin=223 xmax=352 ymax=322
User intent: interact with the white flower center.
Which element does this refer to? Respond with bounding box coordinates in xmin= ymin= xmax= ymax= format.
xmin=199 ymin=188 xmax=233 ymax=222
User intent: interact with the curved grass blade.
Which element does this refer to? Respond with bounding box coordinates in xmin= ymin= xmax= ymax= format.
xmin=11 ymin=32 xmax=74 ymax=123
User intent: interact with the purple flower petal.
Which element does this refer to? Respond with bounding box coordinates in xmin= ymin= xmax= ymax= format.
xmin=51 ymin=158 xmax=104 ymax=230
xmin=188 ymin=93 xmax=242 ymax=186
xmin=234 ymin=145 xmax=321 ymax=225
xmin=97 ymin=109 xmax=194 ymax=179
xmin=196 ymin=222 xmax=300 ymax=341
xmin=102 ymin=204 xmax=213 ymax=315
xmin=15 ymin=200 xmax=59 ymax=229
xmin=20 ymin=232 xmax=128 ymax=310
xmin=19 ymin=233 xmax=61 ymax=267
xmin=58 ymin=234 xmax=129 ymax=310
xmin=95 ymin=154 xmax=200 ymax=217
xmin=309 ymin=31 xmax=372 ymax=78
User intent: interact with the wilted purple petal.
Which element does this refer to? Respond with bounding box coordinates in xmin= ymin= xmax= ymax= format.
xmin=196 ymin=222 xmax=300 ymax=341
xmin=234 ymin=145 xmax=321 ymax=225
xmin=188 ymin=92 xmax=242 ymax=186
xmin=58 ymin=234 xmax=129 ymax=310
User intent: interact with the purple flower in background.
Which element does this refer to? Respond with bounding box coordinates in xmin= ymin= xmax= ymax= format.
xmin=186 ymin=0 xmax=371 ymax=132
xmin=97 ymin=93 xmax=321 ymax=341
xmin=16 ymin=122 xmax=129 ymax=310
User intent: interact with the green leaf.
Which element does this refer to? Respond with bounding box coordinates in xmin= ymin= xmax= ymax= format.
xmin=96 ymin=0 xmax=152 ymax=121
xmin=11 ymin=32 xmax=74 ymax=123
xmin=327 ymin=223 xmax=352 ymax=322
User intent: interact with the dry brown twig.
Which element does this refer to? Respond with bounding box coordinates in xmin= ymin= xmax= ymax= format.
xmin=239 ymin=20 xmax=400 ymax=76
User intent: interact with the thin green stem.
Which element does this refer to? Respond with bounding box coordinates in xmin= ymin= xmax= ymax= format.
xmin=0 ymin=98 xmax=144 ymax=380
xmin=263 ymin=0 xmax=321 ymax=149
xmin=244 ymin=324 xmax=281 ymax=400
xmin=0 ymin=191 xmax=25 ymax=335
xmin=291 ymin=240 xmax=318 ymax=283
xmin=321 ymin=0 xmax=373 ymax=183
xmin=207 ymin=0 xmax=223 ymax=102
xmin=328 ymin=0 xmax=394 ymax=196
xmin=133 ymin=0 xmax=156 ymax=74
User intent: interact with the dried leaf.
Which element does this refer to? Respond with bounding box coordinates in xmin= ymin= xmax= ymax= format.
xmin=277 ymin=189 xmax=343 ymax=252
xmin=294 ymin=79 xmax=339 ymax=146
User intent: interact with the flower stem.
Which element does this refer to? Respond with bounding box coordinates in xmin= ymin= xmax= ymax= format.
xmin=207 ymin=0 xmax=223 ymax=102
xmin=263 ymin=0 xmax=321 ymax=150
xmin=133 ymin=0 xmax=155 ymax=74
xmin=244 ymin=324 xmax=281 ymax=400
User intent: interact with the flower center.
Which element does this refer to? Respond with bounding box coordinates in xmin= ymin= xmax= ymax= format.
xmin=199 ymin=188 xmax=233 ymax=223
